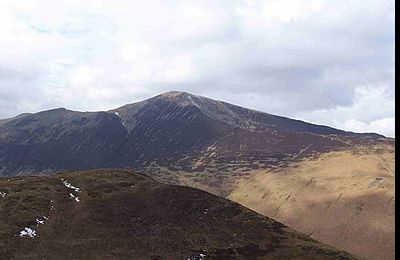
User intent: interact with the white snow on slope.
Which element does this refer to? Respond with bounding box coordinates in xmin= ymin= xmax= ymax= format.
xmin=188 ymin=95 xmax=201 ymax=109
xmin=19 ymin=215 xmax=49 ymax=238
xmin=19 ymin=227 xmax=37 ymax=238
xmin=69 ymin=193 xmax=80 ymax=202
xmin=62 ymin=179 xmax=80 ymax=192
xmin=36 ymin=218 xmax=44 ymax=225
xmin=114 ymin=112 xmax=125 ymax=126
xmin=187 ymin=252 xmax=207 ymax=260
xmin=61 ymin=179 xmax=81 ymax=202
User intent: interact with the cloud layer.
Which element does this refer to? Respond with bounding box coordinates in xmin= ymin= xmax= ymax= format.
xmin=0 ymin=0 xmax=395 ymax=137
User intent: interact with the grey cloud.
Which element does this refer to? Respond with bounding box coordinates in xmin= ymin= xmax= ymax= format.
xmin=0 ymin=0 xmax=395 ymax=136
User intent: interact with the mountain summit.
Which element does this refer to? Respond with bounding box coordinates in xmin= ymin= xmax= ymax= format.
xmin=0 ymin=91 xmax=387 ymax=177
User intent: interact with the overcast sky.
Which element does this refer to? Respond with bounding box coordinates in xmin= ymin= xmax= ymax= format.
xmin=0 ymin=0 xmax=395 ymax=137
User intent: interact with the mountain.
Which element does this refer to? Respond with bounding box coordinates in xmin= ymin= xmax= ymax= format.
xmin=0 ymin=91 xmax=385 ymax=177
xmin=0 ymin=91 xmax=395 ymax=259
xmin=0 ymin=169 xmax=357 ymax=259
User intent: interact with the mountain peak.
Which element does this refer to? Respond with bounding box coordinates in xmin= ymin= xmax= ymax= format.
xmin=159 ymin=90 xmax=191 ymax=97
xmin=156 ymin=90 xmax=203 ymax=108
xmin=157 ymin=91 xmax=194 ymax=102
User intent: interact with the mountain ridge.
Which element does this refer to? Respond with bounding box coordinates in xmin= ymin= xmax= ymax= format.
xmin=0 ymin=91 xmax=391 ymax=178
xmin=0 ymin=91 xmax=387 ymax=138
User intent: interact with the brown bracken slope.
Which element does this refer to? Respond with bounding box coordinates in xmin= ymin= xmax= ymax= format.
xmin=228 ymin=144 xmax=395 ymax=260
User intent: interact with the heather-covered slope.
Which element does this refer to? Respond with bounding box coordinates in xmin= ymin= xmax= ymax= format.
xmin=0 ymin=169 xmax=356 ymax=259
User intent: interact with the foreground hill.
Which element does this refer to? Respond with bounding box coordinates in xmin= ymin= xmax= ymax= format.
xmin=0 ymin=169 xmax=356 ymax=259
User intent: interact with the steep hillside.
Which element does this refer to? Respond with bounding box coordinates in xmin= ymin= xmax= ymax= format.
xmin=228 ymin=143 xmax=395 ymax=260
xmin=0 ymin=109 xmax=127 ymax=175
xmin=0 ymin=91 xmax=385 ymax=177
xmin=0 ymin=169 xmax=356 ymax=259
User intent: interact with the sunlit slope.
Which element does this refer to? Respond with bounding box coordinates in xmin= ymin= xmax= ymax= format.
xmin=228 ymin=144 xmax=395 ymax=260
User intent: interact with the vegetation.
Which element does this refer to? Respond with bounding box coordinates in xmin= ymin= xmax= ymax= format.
xmin=0 ymin=169 xmax=356 ymax=259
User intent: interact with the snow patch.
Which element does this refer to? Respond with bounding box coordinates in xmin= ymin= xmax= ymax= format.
xmin=19 ymin=227 xmax=37 ymax=238
xmin=188 ymin=95 xmax=201 ymax=109
xmin=0 ymin=191 xmax=6 ymax=198
xmin=61 ymin=179 xmax=80 ymax=202
xmin=62 ymin=179 xmax=80 ymax=192
xmin=18 ymin=215 xmax=49 ymax=238
xmin=69 ymin=193 xmax=80 ymax=202
xmin=187 ymin=252 xmax=207 ymax=260
xmin=114 ymin=112 xmax=125 ymax=126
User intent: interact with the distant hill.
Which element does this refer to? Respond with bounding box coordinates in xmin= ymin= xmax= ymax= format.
xmin=0 ymin=91 xmax=386 ymax=177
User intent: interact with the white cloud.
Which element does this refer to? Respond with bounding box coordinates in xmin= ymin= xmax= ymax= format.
xmin=235 ymin=0 xmax=323 ymax=29
xmin=338 ymin=118 xmax=395 ymax=137
xmin=0 ymin=0 xmax=395 ymax=137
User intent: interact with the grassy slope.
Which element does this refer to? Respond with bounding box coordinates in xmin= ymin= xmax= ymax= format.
xmin=228 ymin=145 xmax=395 ymax=260
xmin=0 ymin=169 xmax=356 ymax=260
